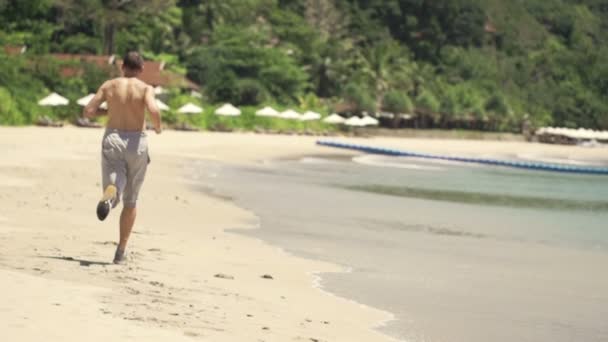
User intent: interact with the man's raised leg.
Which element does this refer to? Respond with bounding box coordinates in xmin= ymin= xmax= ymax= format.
xmin=99 ymin=148 xmax=127 ymax=221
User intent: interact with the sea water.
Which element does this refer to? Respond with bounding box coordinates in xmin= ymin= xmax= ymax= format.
xmin=197 ymin=154 xmax=608 ymax=342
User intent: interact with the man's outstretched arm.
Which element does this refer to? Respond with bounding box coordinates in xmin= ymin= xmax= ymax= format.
xmin=83 ymin=82 xmax=108 ymax=119
xmin=144 ymin=86 xmax=162 ymax=134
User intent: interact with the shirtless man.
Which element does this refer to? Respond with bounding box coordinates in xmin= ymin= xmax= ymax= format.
xmin=83 ymin=51 xmax=161 ymax=264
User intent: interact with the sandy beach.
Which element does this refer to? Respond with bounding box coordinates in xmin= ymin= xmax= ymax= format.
xmin=1 ymin=126 xmax=606 ymax=341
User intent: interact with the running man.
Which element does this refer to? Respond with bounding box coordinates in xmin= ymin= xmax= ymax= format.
xmin=83 ymin=51 xmax=162 ymax=264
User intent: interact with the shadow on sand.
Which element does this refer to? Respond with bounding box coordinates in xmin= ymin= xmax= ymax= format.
xmin=39 ymin=256 xmax=113 ymax=267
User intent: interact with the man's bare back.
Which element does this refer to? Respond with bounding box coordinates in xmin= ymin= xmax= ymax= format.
xmin=104 ymin=77 xmax=150 ymax=131
xmin=84 ymin=77 xmax=161 ymax=133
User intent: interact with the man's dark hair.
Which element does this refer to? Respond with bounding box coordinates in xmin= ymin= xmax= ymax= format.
xmin=122 ymin=51 xmax=144 ymax=71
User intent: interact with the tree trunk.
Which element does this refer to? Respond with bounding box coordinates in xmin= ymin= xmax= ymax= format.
xmin=391 ymin=115 xmax=402 ymax=129
xmin=103 ymin=22 xmax=115 ymax=55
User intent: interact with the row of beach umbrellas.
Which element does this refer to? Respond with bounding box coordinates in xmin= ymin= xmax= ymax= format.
xmin=37 ymin=92 xmax=169 ymax=111
xmin=254 ymin=106 xmax=379 ymax=126
xmin=37 ymin=92 xmax=379 ymax=126
xmin=536 ymin=127 xmax=608 ymax=141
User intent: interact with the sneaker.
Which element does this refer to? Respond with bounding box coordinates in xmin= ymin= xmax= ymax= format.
xmin=113 ymin=247 xmax=126 ymax=264
xmin=96 ymin=185 xmax=117 ymax=221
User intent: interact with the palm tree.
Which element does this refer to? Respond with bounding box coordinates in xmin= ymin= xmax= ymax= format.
xmin=415 ymin=90 xmax=440 ymax=128
xmin=359 ymin=41 xmax=414 ymax=110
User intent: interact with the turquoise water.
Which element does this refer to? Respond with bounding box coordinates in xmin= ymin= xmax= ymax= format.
xmin=198 ymin=154 xmax=608 ymax=342
xmin=345 ymin=155 xmax=608 ymax=250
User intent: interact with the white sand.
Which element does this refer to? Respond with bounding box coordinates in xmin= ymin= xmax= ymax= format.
xmin=0 ymin=127 xmax=604 ymax=341
xmin=0 ymin=127 xmax=394 ymax=342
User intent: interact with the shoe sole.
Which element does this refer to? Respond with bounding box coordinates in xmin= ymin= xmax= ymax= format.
xmin=96 ymin=185 xmax=117 ymax=221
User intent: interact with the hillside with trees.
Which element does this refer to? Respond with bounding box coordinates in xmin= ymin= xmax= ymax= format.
xmin=1 ymin=0 xmax=607 ymax=131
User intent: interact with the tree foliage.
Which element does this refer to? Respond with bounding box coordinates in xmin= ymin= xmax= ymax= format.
xmin=1 ymin=0 xmax=608 ymax=129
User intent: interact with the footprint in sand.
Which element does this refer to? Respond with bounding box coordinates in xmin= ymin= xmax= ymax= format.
xmin=94 ymin=241 xmax=117 ymax=246
xmin=149 ymin=281 xmax=164 ymax=287
xmin=214 ymin=273 xmax=234 ymax=280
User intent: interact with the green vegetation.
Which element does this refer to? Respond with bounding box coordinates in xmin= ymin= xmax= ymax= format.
xmin=1 ymin=0 xmax=607 ymax=131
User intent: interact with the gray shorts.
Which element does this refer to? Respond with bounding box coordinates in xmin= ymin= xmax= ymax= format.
xmin=101 ymin=129 xmax=150 ymax=208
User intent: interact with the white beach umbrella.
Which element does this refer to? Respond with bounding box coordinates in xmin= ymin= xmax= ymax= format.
xmin=378 ymin=112 xmax=395 ymax=119
xmin=178 ymin=102 xmax=203 ymax=114
xmin=556 ymin=127 xmax=569 ymax=137
xmin=570 ymin=128 xmax=587 ymax=140
xmin=280 ymin=109 xmax=301 ymax=120
xmin=344 ymin=116 xmax=365 ymax=127
xmin=564 ymin=128 xmax=576 ymax=138
xmin=300 ymin=111 xmax=322 ymax=121
xmin=360 ymin=115 xmax=379 ymax=126
xmin=154 ymin=86 xmax=165 ymax=95
xmin=323 ymin=113 xmax=346 ymax=124
xmin=77 ymin=93 xmax=95 ymax=106
xmin=156 ymin=99 xmax=170 ymax=111
xmin=255 ymin=106 xmax=280 ymax=117
xmin=38 ymin=92 xmax=69 ymax=106
xmin=78 ymin=94 xmax=108 ymax=110
xmin=215 ymin=103 xmax=241 ymax=116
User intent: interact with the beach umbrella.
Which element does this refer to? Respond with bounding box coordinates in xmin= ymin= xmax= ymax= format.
xmin=154 ymin=86 xmax=165 ymax=95
xmin=78 ymin=93 xmax=108 ymax=110
xmin=323 ymin=113 xmax=346 ymax=124
xmin=77 ymin=93 xmax=95 ymax=106
xmin=360 ymin=115 xmax=379 ymax=126
xmin=344 ymin=116 xmax=365 ymax=127
xmin=568 ymin=128 xmax=585 ymax=140
xmin=255 ymin=106 xmax=280 ymax=117
xmin=215 ymin=103 xmax=241 ymax=116
xmin=300 ymin=111 xmax=322 ymax=121
xmin=178 ymin=102 xmax=203 ymax=114
xmin=38 ymin=92 xmax=69 ymax=106
xmin=280 ymin=109 xmax=301 ymax=120
xmin=156 ymin=99 xmax=170 ymax=111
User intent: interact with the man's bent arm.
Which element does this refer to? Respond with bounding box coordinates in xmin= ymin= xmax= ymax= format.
xmin=145 ymin=86 xmax=162 ymax=134
xmin=83 ymin=82 xmax=107 ymax=119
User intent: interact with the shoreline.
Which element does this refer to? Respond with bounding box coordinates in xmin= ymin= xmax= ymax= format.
xmin=186 ymin=157 xmax=400 ymax=340
xmin=219 ymin=200 xmax=400 ymax=338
